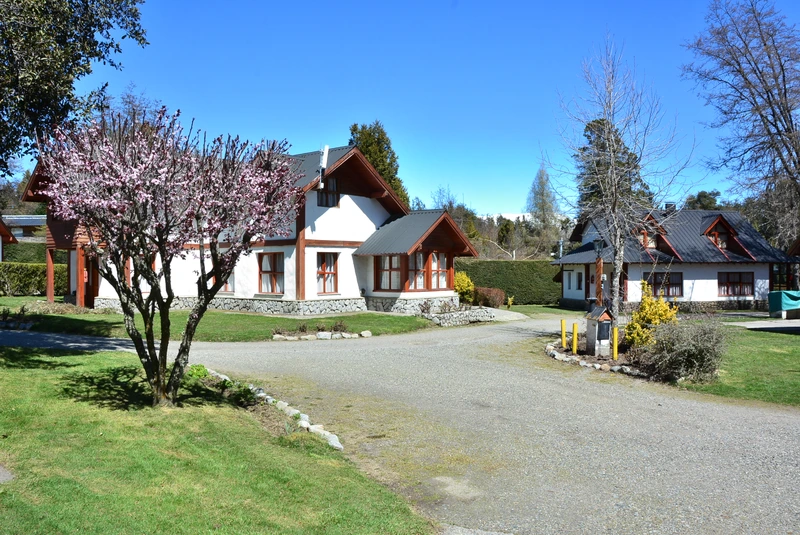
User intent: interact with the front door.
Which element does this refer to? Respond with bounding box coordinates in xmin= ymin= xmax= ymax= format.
xmin=84 ymin=259 xmax=100 ymax=308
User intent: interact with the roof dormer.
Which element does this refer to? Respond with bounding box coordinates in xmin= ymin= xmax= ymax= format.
xmin=703 ymin=215 xmax=755 ymax=260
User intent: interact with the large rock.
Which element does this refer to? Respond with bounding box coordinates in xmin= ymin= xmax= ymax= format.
xmin=360 ymin=330 xmax=373 ymax=338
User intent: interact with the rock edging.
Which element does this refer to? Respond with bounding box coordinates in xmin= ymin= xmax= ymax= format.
xmin=206 ymin=369 xmax=343 ymax=451
xmin=272 ymin=330 xmax=371 ymax=342
xmin=544 ymin=343 xmax=650 ymax=379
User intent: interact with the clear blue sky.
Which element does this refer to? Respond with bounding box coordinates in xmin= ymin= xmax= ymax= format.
xmin=72 ymin=0 xmax=800 ymax=217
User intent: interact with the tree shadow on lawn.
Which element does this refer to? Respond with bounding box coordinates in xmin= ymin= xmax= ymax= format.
xmin=60 ymin=365 xmax=233 ymax=411
xmin=0 ymin=347 xmax=83 ymax=370
xmin=30 ymin=314 xmax=122 ymax=337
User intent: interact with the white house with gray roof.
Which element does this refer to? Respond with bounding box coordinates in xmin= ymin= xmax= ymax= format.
xmin=553 ymin=210 xmax=793 ymax=311
xmin=27 ymin=145 xmax=478 ymax=313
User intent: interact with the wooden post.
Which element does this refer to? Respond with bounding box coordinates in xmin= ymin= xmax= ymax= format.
xmin=561 ymin=319 xmax=567 ymax=349
xmin=572 ymin=323 xmax=578 ymax=354
xmin=595 ymin=257 xmax=603 ymax=304
xmin=612 ymin=327 xmax=619 ymax=361
xmin=76 ymin=247 xmax=85 ymax=307
xmin=46 ymin=248 xmax=55 ymax=303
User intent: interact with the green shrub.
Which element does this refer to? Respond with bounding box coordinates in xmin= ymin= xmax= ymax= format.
xmin=473 ymin=286 xmax=505 ymax=308
xmin=453 ymin=271 xmax=474 ymax=304
xmin=0 ymin=262 xmax=68 ymax=296
xmin=454 ymin=259 xmax=560 ymax=305
xmin=2 ymin=243 xmax=67 ymax=264
xmin=637 ymin=319 xmax=726 ymax=381
xmin=332 ymin=319 xmax=348 ymax=332
xmin=625 ymin=281 xmax=677 ymax=347
xmin=185 ymin=364 xmax=210 ymax=379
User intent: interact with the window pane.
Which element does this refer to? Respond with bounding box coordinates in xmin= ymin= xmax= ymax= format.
xmin=318 ymin=255 xmax=324 ymax=270
xmin=439 ymin=272 xmax=447 ymax=288
xmin=317 ymin=274 xmax=324 ymax=292
xmin=262 ymin=254 xmax=271 ymax=271
xmin=275 ymin=274 xmax=283 ymax=294
xmin=390 ymin=271 xmax=400 ymax=289
xmin=439 ymin=253 xmax=446 ymax=268
xmin=391 ymin=255 xmax=400 ymax=268
xmin=381 ymin=256 xmax=389 ymax=269
xmin=326 ymin=253 xmax=335 ymax=268
xmin=262 ymin=274 xmax=272 ymax=293
xmin=431 ymin=254 xmax=438 ymax=270
xmin=381 ymin=271 xmax=389 ymax=289
xmin=326 ymin=274 xmax=334 ymax=293
xmin=416 ymin=271 xmax=425 ymax=289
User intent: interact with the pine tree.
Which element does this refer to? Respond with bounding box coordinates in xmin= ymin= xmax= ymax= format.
xmin=349 ymin=120 xmax=410 ymax=206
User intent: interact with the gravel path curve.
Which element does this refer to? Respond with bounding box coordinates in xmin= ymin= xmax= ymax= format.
xmin=3 ymin=320 xmax=799 ymax=534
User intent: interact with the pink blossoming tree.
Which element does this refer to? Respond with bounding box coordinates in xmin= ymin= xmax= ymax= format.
xmin=40 ymin=108 xmax=303 ymax=405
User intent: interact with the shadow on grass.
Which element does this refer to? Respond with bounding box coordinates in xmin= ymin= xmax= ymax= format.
xmin=61 ymin=365 xmax=152 ymax=410
xmin=30 ymin=315 xmax=123 ymax=338
xmin=60 ymin=366 xmax=231 ymax=410
xmin=0 ymin=347 xmax=83 ymax=370
xmin=750 ymin=326 xmax=800 ymax=335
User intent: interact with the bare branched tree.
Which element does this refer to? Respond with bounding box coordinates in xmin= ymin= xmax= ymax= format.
xmin=683 ymin=0 xmax=800 ymax=250
xmin=558 ymin=38 xmax=690 ymax=319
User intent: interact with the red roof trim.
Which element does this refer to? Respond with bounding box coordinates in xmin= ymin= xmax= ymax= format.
xmin=0 ymin=218 xmax=18 ymax=245
xmin=406 ymin=212 xmax=478 ymax=257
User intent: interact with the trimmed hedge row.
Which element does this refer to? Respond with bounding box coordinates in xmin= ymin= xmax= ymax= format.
xmin=454 ymin=259 xmax=560 ymax=305
xmin=2 ymin=242 xmax=68 ymax=264
xmin=0 ymin=262 xmax=68 ymax=296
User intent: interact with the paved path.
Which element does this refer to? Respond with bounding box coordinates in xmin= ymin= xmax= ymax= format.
xmin=2 ymin=319 xmax=799 ymax=534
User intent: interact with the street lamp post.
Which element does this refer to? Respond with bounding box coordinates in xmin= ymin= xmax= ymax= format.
xmin=593 ymin=238 xmax=604 ymax=306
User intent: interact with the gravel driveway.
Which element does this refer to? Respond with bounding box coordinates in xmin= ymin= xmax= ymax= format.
xmin=3 ymin=319 xmax=799 ymax=534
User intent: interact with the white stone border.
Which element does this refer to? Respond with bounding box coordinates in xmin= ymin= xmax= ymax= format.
xmin=543 ymin=343 xmax=650 ymax=378
xmin=206 ymin=369 xmax=343 ymax=451
xmin=272 ymin=330 xmax=371 ymax=341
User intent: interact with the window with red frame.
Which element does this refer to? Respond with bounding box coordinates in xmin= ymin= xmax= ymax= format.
xmin=376 ymin=255 xmax=402 ymax=290
xmin=707 ymin=223 xmax=729 ymax=249
xmin=430 ymin=252 xmax=449 ymax=289
xmin=718 ymin=272 xmax=753 ymax=296
xmin=317 ymin=176 xmax=339 ymax=207
xmin=408 ymin=252 xmax=426 ymax=290
xmin=258 ymin=252 xmax=284 ymax=294
xmin=649 ymin=272 xmax=682 ymax=297
xmin=317 ymin=253 xmax=337 ymax=294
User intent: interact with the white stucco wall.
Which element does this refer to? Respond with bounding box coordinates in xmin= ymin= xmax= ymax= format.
xmin=230 ymin=246 xmax=296 ymax=300
xmin=305 ymin=246 xmax=361 ymax=299
xmin=626 ymin=263 xmax=771 ymax=303
xmin=305 ymin=192 xmax=389 ymax=241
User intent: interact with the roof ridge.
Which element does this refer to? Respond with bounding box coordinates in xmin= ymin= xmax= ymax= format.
xmin=290 ymin=145 xmax=352 ymax=158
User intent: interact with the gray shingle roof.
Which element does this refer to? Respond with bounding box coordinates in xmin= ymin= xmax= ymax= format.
xmin=354 ymin=210 xmax=446 ymax=256
xmin=553 ymin=210 xmax=791 ymax=265
xmin=290 ymin=146 xmax=353 ymax=189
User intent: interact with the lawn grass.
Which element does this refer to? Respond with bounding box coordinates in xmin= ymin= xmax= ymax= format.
xmin=0 ymin=295 xmax=432 ymax=341
xmin=684 ymin=327 xmax=800 ymax=406
xmin=510 ymin=304 xmax=585 ymax=319
xmin=0 ymin=295 xmax=63 ymax=310
xmin=0 ymin=347 xmax=432 ymax=535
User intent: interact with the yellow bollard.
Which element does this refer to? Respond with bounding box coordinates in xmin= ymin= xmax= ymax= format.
xmin=561 ymin=319 xmax=566 ymax=349
xmin=572 ymin=323 xmax=578 ymax=354
xmin=612 ymin=327 xmax=619 ymax=361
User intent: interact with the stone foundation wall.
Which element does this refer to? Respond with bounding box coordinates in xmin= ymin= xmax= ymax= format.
xmin=365 ymin=295 xmax=459 ymax=315
xmin=93 ymin=296 xmax=368 ymax=316
xmin=423 ymin=307 xmax=495 ymax=327
xmin=620 ymin=299 xmax=768 ymax=313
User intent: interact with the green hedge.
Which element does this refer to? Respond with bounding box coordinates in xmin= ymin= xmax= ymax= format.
xmin=454 ymin=259 xmax=560 ymax=305
xmin=0 ymin=262 xmax=68 ymax=296
xmin=2 ymin=242 xmax=68 ymax=264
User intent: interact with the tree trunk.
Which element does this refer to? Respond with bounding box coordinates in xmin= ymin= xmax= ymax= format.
xmin=166 ymin=301 xmax=209 ymax=401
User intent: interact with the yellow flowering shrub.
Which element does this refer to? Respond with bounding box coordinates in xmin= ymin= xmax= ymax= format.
xmin=454 ymin=271 xmax=475 ymax=304
xmin=625 ymin=281 xmax=678 ymax=346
